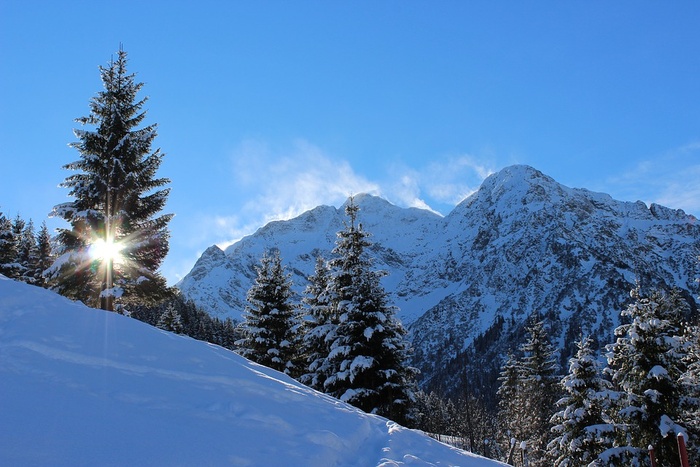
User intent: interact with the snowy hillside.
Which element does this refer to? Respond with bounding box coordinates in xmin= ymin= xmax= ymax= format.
xmin=0 ymin=276 xmax=505 ymax=466
xmin=177 ymin=165 xmax=700 ymax=394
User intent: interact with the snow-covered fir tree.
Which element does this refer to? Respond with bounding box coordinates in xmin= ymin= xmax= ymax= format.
xmin=680 ymin=323 xmax=700 ymax=464
xmin=237 ymin=250 xmax=299 ymax=376
xmin=48 ymin=47 xmax=172 ymax=312
xmin=4 ymin=215 xmax=26 ymax=279
xmin=17 ymin=219 xmax=38 ymax=284
xmin=497 ymin=319 xmax=560 ymax=467
xmin=34 ymin=221 xmax=53 ymax=287
xmin=0 ymin=212 xmax=17 ymax=278
xmin=548 ymin=337 xmax=615 ymax=466
xmin=300 ymin=256 xmax=336 ymax=390
xmin=497 ymin=352 xmax=526 ymax=444
xmin=602 ymin=287 xmax=692 ymax=466
xmin=323 ymin=198 xmax=416 ymax=426
xmin=682 ymin=257 xmax=700 ymax=458
xmin=157 ymin=304 xmax=183 ymax=334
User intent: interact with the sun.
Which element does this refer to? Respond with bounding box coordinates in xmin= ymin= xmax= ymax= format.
xmin=89 ymin=238 xmax=124 ymax=265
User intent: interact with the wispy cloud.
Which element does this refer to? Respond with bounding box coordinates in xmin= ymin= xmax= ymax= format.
xmin=203 ymin=139 xmax=382 ymax=250
xmin=386 ymin=154 xmax=495 ymax=213
xmin=604 ymin=142 xmax=700 ymax=216
xmin=203 ymin=141 xmax=497 ymax=252
xmin=233 ymin=139 xmax=380 ymax=223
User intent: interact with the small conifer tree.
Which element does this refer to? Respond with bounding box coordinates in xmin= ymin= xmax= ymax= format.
xmin=0 ymin=211 xmax=15 ymax=277
xmin=548 ymin=337 xmax=615 ymax=466
xmin=497 ymin=319 xmax=560 ymax=466
xmin=157 ymin=304 xmax=184 ymax=334
xmin=237 ymin=250 xmax=299 ymax=375
xmin=34 ymin=221 xmax=53 ymax=287
xmin=17 ymin=220 xmax=38 ymax=284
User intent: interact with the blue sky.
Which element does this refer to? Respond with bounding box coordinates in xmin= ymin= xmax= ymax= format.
xmin=1 ymin=1 xmax=699 ymax=284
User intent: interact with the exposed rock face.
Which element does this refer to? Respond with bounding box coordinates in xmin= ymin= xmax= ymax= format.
xmin=177 ymin=165 xmax=700 ymax=392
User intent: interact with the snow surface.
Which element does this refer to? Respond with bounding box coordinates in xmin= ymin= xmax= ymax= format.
xmin=0 ymin=276 xmax=505 ymax=467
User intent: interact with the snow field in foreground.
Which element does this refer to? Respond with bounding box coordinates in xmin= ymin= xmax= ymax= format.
xmin=0 ymin=276 xmax=505 ymax=466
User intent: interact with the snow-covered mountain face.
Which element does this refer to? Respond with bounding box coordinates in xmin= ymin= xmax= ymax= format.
xmin=178 ymin=165 xmax=700 ymax=392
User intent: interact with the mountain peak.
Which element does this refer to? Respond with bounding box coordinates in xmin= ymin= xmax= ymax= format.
xmin=343 ymin=192 xmax=393 ymax=210
xmin=480 ymin=164 xmax=557 ymax=198
xmin=177 ymin=165 xmax=700 ymax=397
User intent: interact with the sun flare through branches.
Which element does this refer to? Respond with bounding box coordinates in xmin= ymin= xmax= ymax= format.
xmin=89 ymin=238 xmax=125 ymax=265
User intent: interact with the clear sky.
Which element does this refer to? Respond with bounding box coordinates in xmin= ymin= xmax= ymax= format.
xmin=1 ymin=1 xmax=699 ymax=285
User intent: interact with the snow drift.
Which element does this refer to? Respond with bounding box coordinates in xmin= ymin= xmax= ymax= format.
xmin=0 ymin=276 xmax=504 ymax=466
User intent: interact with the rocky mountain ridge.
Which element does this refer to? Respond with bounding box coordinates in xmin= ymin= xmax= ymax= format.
xmin=177 ymin=165 xmax=699 ymax=393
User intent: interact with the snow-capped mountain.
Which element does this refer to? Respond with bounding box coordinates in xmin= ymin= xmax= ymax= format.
xmin=0 ymin=276 xmax=505 ymax=466
xmin=177 ymin=165 xmax=700 ymax=392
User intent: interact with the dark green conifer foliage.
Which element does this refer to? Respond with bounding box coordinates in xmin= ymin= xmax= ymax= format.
xmin=548 ymin=337 xmax=614 ymax=466
xmin=520 ymin=320 xmax=560 ymax=466
xmin=680 ymin=323 xmax=700 ymax=464
xmin=18 ymin=219 xmax=38 ymax=284
xmin=238 ymin=250 xmax=298 ymax=375
xmin=300 ymin=256 xmax=336 ymax=390
xmin=157 ymin=304 xmax=184 ymax=334
xmin=497 ymin=319 xmax=560 ymax=466
xmin=34 ymin=222 xmax=53 ymax=287
xmin=324 ymin=198 xmax=416 ymax=425
xmin=0 ymin=211 xmax=15 ymax=277
xmin=497 ymin=352 xmax=524 ymax=442
xmin=603 ymin=288 xmax=691 ymax=466
xmin=49 ymin=48 xmax=172 ymax=311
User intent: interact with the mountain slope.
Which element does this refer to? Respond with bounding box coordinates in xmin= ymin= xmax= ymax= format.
xmin=0 ymin=276 xmax=504 ymax=466
xmin=177 ymin=165 xmax=700 ymax=394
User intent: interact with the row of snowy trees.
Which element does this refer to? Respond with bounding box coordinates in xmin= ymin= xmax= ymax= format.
xmin=236 ymin=200 xmax=417 ymax=425
xmin=497 ymin=287 xmax=699 ymax=466
xmin=129 ymin=294 xmax=239 ymax=351
xmin=0 ymin=211 xmax=53 ymax=286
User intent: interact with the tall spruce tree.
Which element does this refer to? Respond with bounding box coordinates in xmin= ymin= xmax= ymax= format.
xmin=48 ymin=47 xmax=172 ymax=311
xmin=680 ymin=324 xmax=700 ymax=464
xmin=548 ymin=337 xmax=615 ymax=466
xmin=300 ymin=256 xmax=337 ymax=390
xmin=602 ymin=287 xmax=691 ymax=466
xmin=237 ymin=250 xmax=299 ymax=375
xmin=0 ymin=211 xmax=16 ymax=277
xmin=519 ymin=319 xmax=560 ymax=467
xmin=5 ymin=215 xmax=25 ymax=279
xmin=681 ymin=257 xmax=700 ymax=461
xmin=17 ymin=219 xmax=38 ymax=284
xmin=497 ymin=319 xmax=560 ymax=466
xmin=497 ymin=352 xmax=526 ymax=446
xmin=324 ymin=197 xmax=416 ymax=425
xmin=34 ymin=221 xmax=53 ymax=287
